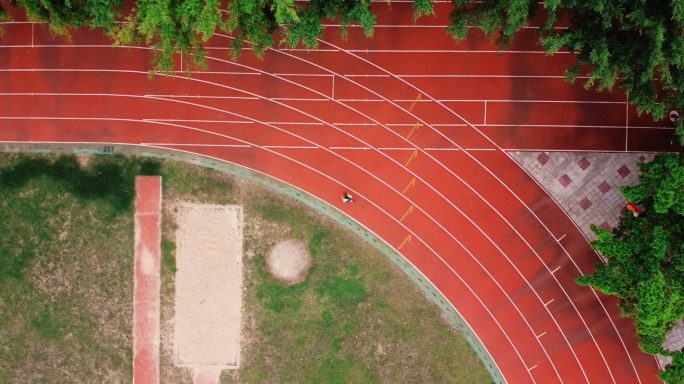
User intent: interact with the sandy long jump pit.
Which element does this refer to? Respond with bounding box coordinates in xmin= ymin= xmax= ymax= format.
xmin=174 ymin=203 xmax=243 ymax=373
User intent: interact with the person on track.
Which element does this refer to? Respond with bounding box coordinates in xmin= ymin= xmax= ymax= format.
xmin=342 ymin=192 xmax=354 ymax=203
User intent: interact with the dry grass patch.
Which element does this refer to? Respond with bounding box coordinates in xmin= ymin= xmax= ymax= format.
xmin=0 ymin=153 xmax=160 ymax=383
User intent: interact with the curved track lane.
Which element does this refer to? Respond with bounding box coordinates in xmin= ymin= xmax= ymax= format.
xmin=0 ymin=2 xmax=673 ymax=382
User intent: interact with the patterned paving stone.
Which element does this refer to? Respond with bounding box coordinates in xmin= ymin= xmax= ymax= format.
xmin=508 ymin=151 xmax=654 ymax=241
xmin=579 ymin=197 xmax=593 ymax=210
xmin=537 ymin=152 xmax=550 ymax=165
xmin=577 ymin=157 xmax=591 ymax=170
xmin=598 ymin=181 xmax=611 ymax=194
xmin=618 ymin=164 xmax=632 ymax=178
xmin=559 ymin=174 xmax=573 ymax=188
xmin=659 ymin=320 xmax=684 ymax=368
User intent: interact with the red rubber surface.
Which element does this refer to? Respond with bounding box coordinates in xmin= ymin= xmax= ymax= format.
xmin=133 ymin=176 xmax=162 ymax=384
xmin=0 ymin=2 xmax=675 ymax=382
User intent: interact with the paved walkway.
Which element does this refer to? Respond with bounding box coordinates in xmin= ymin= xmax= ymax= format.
xmin=509 ymin=151 xmax=654 ymax=240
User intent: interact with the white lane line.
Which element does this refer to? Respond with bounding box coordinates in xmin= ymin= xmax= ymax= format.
xmin=393 ymin=99 xmax=626 ymax=104
xmin=271 ymin=98 xmax=329 ymax=101
xmin=386 ymin=123 xmax=424 ymax=126
xmin=144 ymin=95 xmax=258 ymax=99
xmin=484 ymin=101 xmax=487 ymax=125
xmin=503 ymin=148 xmax=661 ymax=153
xmin=181 ymin=71 xmax=261 ymax=75
xmin=279 ymin=48 xmax=339 ymax=52
xmin=333 ymin=123 xmax=377 ymax=126
xmin=528 ymin=365 xmax=538 ymax=371
xmin=142 ymin=143 xmax=251 ymax=147
xmin=263 ymin=146 xmax=318 ymax=149
xmin=424 ymin=148 xmax=459 ymax=151
xmin=336 ymin=99 xmax=385 ymax=102
xmin=143 ymin=119 xmax=253 ymax=123
xmin=397 ymin=75 xmax=589 ymax=79
xmin=273 ymin=73 xmax=332 ymax=77
xmin=266 ymin=122 xmax=324 ymax=125
xmin=537 ymin=332 xmax=547 ymax=339
xmin=545 ymin=299 xmax=555 ymax=307
xmin=343 ymin=74 xmax=390 ymax=77
xmin=347 ymin=49 xmax=570 ymax=54
xmin=551 ymin=266 xmax=561 ymax=274
xmin=486 ymin=124 xmax=664 ymax=129
xmin=329 ymin=147 xmax=369 ymax=150
xmin=378 ymin=147 xmax=416 ymax=150
xmin=557 ymin=234 xmax=567 ymax=241
xmin=465 ymin=148 xmax=496 ymax=151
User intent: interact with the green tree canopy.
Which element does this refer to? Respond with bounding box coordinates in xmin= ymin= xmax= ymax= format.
xmin=577 ymin=153 xmax=684 ymax=382
xmin=448 ymin=0 xmax=684 ymax=140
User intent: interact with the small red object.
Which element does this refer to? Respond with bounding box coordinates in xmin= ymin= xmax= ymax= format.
xmin=626 ymin=202 xmax=641 ymax=217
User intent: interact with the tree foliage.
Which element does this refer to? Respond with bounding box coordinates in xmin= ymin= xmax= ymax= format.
xmin=448 ymin=0 xmax=684 ymax=141
xmin=576 ymin=153 xmax=684 ymax=382
xmin=2 ymin=0 xmax=121 ymax=34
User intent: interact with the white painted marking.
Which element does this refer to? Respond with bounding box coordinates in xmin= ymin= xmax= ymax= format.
xmin=144 ymin=95 xmax=259 ymax=100
xmin=270 ymin=98 xmax=329 ymax=101
xmin=333 ymin=123 xmax=377 ymax=126
xmin=397 ymin=74 xmax=588 ymax=79
xmin=528 ymin=365 xmax=538 ymax=371
xmin=626 ymin=93 xmax=630 ymax=152
xmin=378 ymin=147 xmax=416 ymax=150
xmin=273 ymin=73 xmax=332 ymax=77
xmin=346 ymin=49 xmax=570 ymax=54
xmin=266 ymin=122 xmax=323 ymax=125
xmin=551 ymin=266 xmax=561 ymax=274
xmin=143 ymin=143 xmax=251 ymax=148
xmin=537 ymin=332 xmax=547 ymax=338
xmin=143 ymin=119 xmax=253 ymax=124
xmin=424 ymin=148 xmax=460 ymax=151
xmin=336 ymin=99 xmax=385 ymax=102
xmin=262 ymin=146 xmax=318 ymax=149
xmin=465 ymin=148 xmax=496 ymax=151
xmin=545 ymin=299 xmax=555 ymax=306
xmin=344 ymin=74 xmax=390 ymax=77
xmin=557 ymin=234 xmax=566 ymax=241
xmin=329 ymin=146 xmax=369 ymax=150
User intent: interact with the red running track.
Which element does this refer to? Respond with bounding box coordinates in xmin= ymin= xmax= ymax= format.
xmin=0 ymin=2 xmax=676 ymax=383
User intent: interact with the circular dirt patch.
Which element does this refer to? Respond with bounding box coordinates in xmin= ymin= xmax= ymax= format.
xmin=266 ymin=240 xmax=311 ymax=285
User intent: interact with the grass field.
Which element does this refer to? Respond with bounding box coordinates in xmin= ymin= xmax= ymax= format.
xmin=0 ymin=153 xmax=491 ymax=384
